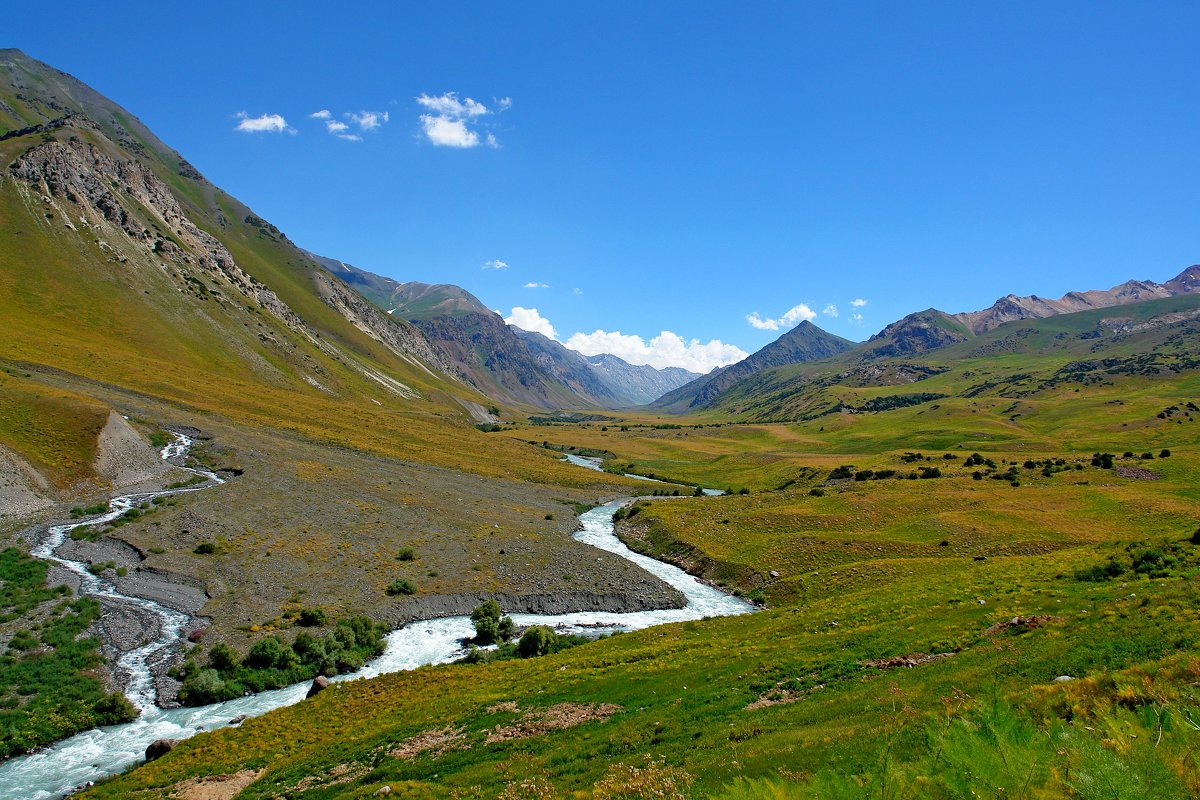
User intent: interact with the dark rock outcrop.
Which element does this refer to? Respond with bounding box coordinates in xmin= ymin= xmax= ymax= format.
xmin=145 ymin=738 xmax=179 ymax=761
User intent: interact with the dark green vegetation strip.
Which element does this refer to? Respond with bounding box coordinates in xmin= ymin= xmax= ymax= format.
xmin=0 ymin=548 xmax=136 ymax=758
xmin=175 ymin=617 xmax=385 ymax=705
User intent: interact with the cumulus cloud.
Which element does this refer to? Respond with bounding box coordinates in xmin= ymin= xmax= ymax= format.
xmin=505 ymin=307 xmax=557 ymax=339
xmin=234 ymin=112 xmax=293 ymax=134
xmin=417 ymin=92 xmax=490 ymax=118
xmin=851 ymin=312 xmax=865 ymax=323
xmin=565 ymin=329 xmax=748 ymax=373
xmin=822 ymin=304 xmax=838 ymax=317
xmin=503 ymin=305 xmax=747 ymax=371
xmin=851 ymin=298 xmax=868 ymax=308
xmin=573 ymin=287 xmax=583 ymax=295
xmin=416 ymin=91 xmax=509 ymax=148
xmin=482 ymin=259 xmax=509 ymax=270
xmin=421 ymin=115 xmax=479 ymax=148
xmin=523 ymin=282 xmax=549 ymax=289
xmin=309 ymin=109 xmax=332 ymax=120
xmin=745 ymin=303 xmax=817 ymax=331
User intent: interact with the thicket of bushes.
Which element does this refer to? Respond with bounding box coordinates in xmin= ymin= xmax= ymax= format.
xmin=176 ymin=616 xmax=385 ymax=705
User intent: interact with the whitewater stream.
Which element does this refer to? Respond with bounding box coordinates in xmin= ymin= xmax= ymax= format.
xmin=2 ymin=439 xmax=751 ymax=799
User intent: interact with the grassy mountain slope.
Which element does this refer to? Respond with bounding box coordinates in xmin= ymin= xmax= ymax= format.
xmin=0 ymin=50 xmax=620 ymax=482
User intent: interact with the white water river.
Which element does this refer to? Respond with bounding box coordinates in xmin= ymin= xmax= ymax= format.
xmin=1 ymin=439 xmax=751 ymax=799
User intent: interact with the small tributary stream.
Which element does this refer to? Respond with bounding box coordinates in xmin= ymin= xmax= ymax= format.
xmin=2 ymin=439 xmax=751 ymax=799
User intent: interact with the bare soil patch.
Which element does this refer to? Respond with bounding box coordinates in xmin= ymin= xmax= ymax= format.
xmin=864 ymin=652 xmax=955 ymax=670
xmin=485 ymin=702 xmax=621 ymax=743
xmin=389 ymin=725 xmax=469 ymax=760
xmin=1115 ymin=466 xmax=1160 ymax=480
xmin=167 ymin=768 xmax=262 ymax=800
xmin=984 ymin=615 xmax=1061 ymax=636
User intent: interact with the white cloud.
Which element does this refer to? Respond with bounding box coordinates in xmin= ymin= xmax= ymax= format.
xmin=851 ymin=313 xmax=864 ymax=323
xmin=822 ymin=304 xmax=838 ymax=317
xmin=565 ymin=329 xmax=748 ymax=373
xmin=417 ymin=92 xmax=491 ymax=118
xmin=349 ymin=110 xmax=389 ymax=130
xmin=523 ymin=282 xmax=549 ymax=289
xmin=311 ymin=110 xmax=388 ymax=141
xmin=745 ymin=303 xmax=817 ymax=331
xmin=482 ymin=259 xmax=509 ymax=270
xmin=573 ymin=287 xmax=583 ymax=295
xmin=420 ymin=114 xmax=479 ymax=148
xmin=505 ymin=307 xmax=558 ymax=339
xmin=851 ymin=298 xmax=868 ymax=308
xmin=416 ymin=91 xmax=509 ymax=148
xmin=321 ymin=119 xmax=360 ymax=141
xmin=234 ymin=112 xmax=293 ymax=134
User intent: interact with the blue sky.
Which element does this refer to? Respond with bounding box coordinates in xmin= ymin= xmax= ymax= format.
xmin=9 ymin=2 xmax=1199 ymax=371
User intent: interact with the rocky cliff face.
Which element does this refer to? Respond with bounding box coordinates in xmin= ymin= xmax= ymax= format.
xmin=310 ymin=268 xmax=457 ymax=381
xmin=9 ymin=127 xmax=307 ymax=336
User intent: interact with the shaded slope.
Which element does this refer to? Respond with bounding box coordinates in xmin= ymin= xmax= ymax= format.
xmin=652 ymin=320 xmax=854 ymax=411
xmin=583 ymin=353 xmax=700 ymax=406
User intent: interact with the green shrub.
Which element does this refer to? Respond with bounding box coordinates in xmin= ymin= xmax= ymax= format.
xmin=517 ymin=625 xmax=556 ymax=657
xmin=193 ymin=541 xmax=217 ymax=554
xmin=1074 ymin=557 xmax=1126 ymax=582
xmin=385 ymin=579 xmax=416 ymax=596
xmin=297 ymin=608 xmax=327 ymax=627
xmin=207 ymin=642 xmax=240 ymax=671
xmin=471 ymin=600 xmax=514 ymax=645
xmin=180 ymin=616 xmax=385 ymax=705
xmin=396 ymin=547 xmax=416 ymax=562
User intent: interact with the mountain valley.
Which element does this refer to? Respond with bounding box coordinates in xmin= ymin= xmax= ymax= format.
xmin=0 ymin=46 xmax=1198 ymax=800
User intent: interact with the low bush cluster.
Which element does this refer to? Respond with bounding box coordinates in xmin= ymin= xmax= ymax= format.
xmin=176 ymin=616 xmax=385 ymax=705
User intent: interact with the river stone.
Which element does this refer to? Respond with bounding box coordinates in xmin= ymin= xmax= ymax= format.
xmin=307 ymin=675 xmax=331 ymax=698
xmin=145 ymin=738 xmax=179 ymax=761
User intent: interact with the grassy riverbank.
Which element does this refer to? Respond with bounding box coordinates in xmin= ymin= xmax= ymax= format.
xmin=0 ymin=548 xmax=136 ymax=758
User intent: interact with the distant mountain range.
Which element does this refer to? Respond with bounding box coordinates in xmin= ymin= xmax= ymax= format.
xmin=306 ymin=252 xmax=700 ymax=408
xmin=651 ymin=266 xmax=1200 ymax=417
